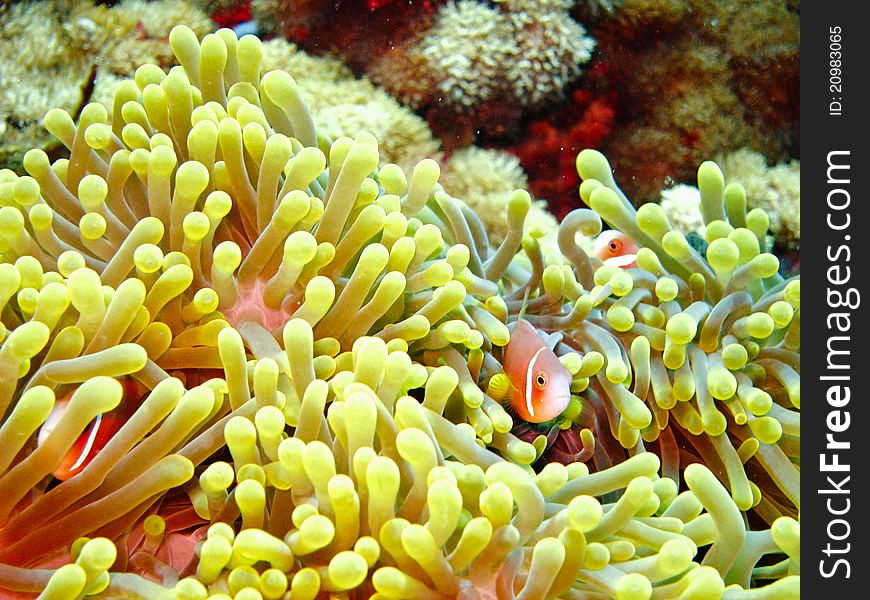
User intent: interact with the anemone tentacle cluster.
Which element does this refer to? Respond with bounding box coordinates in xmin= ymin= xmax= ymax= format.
xmin=0 ymin=26 xmax=798 ymax=599
xmin=571 ymin=152 xmax=800 ymax=527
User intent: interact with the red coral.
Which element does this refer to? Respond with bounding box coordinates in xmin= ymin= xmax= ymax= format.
xmin=502 ymin=85 xmax=616 ymax=218
xmin=211 ymin=0 xmax=252 ymax=30
xmin=264 ymin=0 xmax=441 ymax=73
xmin=367 ymin=0 xmax=436 ymax=9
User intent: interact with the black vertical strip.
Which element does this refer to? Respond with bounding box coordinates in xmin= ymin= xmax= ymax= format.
xmin=803 ymin=2 xmax=870 ymax=595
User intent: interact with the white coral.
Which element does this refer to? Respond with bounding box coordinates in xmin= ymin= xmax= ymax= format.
xmin=419 ymin=1 xmax=512 ymax=108
xmin=440 ymin=147 xmax=559 ymax=245
xmin=504 ymin=4 xmax=595 ymax=106
xmin=719 ymin=148 xmax=800 ymax=247
xmin=660 ymin=184 xmax=705 ymax=236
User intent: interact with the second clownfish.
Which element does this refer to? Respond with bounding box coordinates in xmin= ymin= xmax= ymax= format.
xmin=502 ymin=319 xmax=572 ymax=423
xmin=37 ymin=378 xmax=142 ymax=481
xmin=593 ymin=230 xmax=639 ymax=269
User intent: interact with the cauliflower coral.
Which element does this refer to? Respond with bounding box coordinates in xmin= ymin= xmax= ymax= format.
xmin=370 ymin=0 xmax=595 ymax=112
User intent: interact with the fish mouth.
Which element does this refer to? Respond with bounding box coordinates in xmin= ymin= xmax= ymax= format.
xmin=603 ymin=253 xmax=637 ymax=268
xmin=552 ymin=393 xmax=572 ymax=412
xmin=529 ymin=393 xmax=571 ymax=423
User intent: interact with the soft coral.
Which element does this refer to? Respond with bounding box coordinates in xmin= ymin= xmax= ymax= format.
xmin=211 ymin=0 xmax=252 ymax=30
xmin=504 ymin=86 xmax=616 ymax=218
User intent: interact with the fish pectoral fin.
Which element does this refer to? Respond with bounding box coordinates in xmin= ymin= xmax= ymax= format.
xmin=562 ymin=394 xmax=593 ymax=427
xmin=487 ymin=374 xmax=525 ymax=418
xmin=505 ymin=381 xmax=525 ymax=408
xmin=500 ymin=394 xmax=521 ymax=420
xmin=486 ymin=373 xmax=516 ymax=401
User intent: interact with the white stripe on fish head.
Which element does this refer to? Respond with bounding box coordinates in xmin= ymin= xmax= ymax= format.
xmin=69 ymin=413 xmax=103 ymax=472
xmin=525 ymin=346 xmax=547 ymax=419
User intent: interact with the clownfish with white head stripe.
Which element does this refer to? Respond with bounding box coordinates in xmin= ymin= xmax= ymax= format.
xmin=502 ymin=319 xmax=572 ymax=423
xmin=593 ymin=230 xmax=639 ymax=269
xmin=37 ymin=378 xmax=141 ymax=481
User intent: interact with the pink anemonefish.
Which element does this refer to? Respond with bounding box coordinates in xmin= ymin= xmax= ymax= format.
xmin=503 ymin=319 xmax=572 ymax=423
xmin=593 ymin=230 xmax=639 ymax=269
xmin=37 ymin=378 xmax=142 ymax=481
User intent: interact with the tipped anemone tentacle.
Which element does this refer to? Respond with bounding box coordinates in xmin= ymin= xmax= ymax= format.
xmin=0 ymin=26 xmax=798 ymax=599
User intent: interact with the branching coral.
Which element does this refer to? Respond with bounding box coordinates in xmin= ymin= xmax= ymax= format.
xmin=0 ymin=25 xmax=798 ymax=599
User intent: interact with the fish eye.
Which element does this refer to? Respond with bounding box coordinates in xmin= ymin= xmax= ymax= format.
xmin=535 ymin=372 xmax=548 ymax=389
xmin=609 ymin=240 xmax=621 ymax=253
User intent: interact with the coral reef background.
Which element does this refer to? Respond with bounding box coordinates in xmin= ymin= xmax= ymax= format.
xmin=588 ymin=0 xmax=799 ymax=203
xmin=0 ymin=0 xmax=213 ymax=169
xmin=247 ymin=0 xmax=799 ymax=223
xmin=1 ymin=0 xmax=800 ymax=252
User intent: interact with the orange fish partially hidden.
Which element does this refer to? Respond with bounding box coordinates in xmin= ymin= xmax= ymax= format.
xmin=502 ymin=320 xmax=571 ymax=423
xmin=593 ymin=230 xmax=639 ymax=269
xmin=37 ymin=378 xmax=141 ymax=481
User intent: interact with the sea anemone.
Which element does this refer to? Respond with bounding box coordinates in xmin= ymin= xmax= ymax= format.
xmin=571 ymin=151 xmax=800 ymax=526
xmin=257 ymin=39 xmax=442 ymax=174
xmin=0 ymin=25 xmax=798 ymax=598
